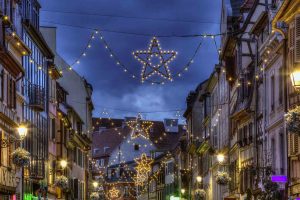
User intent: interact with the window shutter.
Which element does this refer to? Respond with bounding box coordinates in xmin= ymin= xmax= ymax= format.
xmin=288 ymin=133 xmax=293 ymax=156
xmin=295 ymin=15 xmax=300 ymax=63
xmin=51 ymin=118 xmax=55 ymax=139
xmin=289 ymin=21 xmax=295 ymax=66
xmin=295 ymin=135 xmax=299 ymax=154
xmin=74 ymin=178 xmax=78 ymax=199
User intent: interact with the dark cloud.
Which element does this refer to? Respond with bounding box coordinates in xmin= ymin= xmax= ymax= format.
xmin=40 ymin=0 xmax=221 ymax=120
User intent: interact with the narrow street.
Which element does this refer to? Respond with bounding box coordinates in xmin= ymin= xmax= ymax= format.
xmin=0 ymin=0 xmax=299 ymax=200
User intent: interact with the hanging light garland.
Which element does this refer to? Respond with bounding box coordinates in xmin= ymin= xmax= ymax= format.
xmin=97 ymin=30 xmax=204 ymax=85
xmin=68 ymin=31 xmax=97 ymax=69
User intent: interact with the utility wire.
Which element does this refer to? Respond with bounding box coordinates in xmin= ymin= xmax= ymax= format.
xmin=41 ymin=9 xmax=222 ymax=25
xmin=41 ymin=20 xmax=236 ymax=38
xmin=69 ymin=100 xmax=185 ymax=113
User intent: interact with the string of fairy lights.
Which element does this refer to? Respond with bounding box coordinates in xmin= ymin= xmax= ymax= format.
xmin=40 ymin=20 xmax=225 ymax=84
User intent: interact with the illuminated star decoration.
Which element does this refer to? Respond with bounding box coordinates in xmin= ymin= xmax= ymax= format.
xmin=109 ymin=187 xmax=120 ymax=198
xmin=126 ymin=114 xmax=153 ymax=139
xmin=134 ymin=153 xmax=154 ymax=185
xmin=133 ymin=37 xmax=177 ymax=83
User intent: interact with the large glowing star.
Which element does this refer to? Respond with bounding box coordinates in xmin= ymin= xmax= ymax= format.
xmin=109 ymin=187 xmax=120 ymax=198
xmin=135 ymin=154 xmax=153 ymax=174
xmin=133 ymin=37 xmax=177 ymax=82
xmin=127 ymin=114 xmax=153 ymax=139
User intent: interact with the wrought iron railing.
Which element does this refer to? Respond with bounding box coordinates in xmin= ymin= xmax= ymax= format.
xmin=28 ymin=83 xmax=45 ymax=111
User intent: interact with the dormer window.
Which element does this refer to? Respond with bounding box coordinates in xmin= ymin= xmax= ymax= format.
xmin=134 ymin=144 xmax=139 ymax=151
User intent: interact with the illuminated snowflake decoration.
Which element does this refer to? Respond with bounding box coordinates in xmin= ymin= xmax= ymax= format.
xmin=126 ymin=114 xmax=153 ymax=139
xmin=133 ymin=37 xmax=177 ymax=83
xmin=109 ymin=187 xmax=120 ymax=198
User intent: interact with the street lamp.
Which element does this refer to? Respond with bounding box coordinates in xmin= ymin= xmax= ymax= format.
xmin=0 ymin=123 xmax=28 ymax=148
xmin=216 ymin=153 xmax=225 ymax=164
xmin=60 ymin=159 xmax=68 ymax=169
xmin=291 ymin=69 xmax=300 ymax=89
xmin=196 ymin=176 xmax=202 ymax=183
xmin=93 ymin=181 xmax=99 ymax=188
xmin=17 ymin=124 xmax=28 ymax=140
xmin=181 ymin=188 xmax=185 ymax=194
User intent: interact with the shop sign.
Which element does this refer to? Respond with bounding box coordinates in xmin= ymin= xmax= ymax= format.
xmin=271 ymin=175 xmax=288 ymax=183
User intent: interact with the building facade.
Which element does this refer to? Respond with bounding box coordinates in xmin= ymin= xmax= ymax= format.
xmin=0 ymin=0 xmax=30 ymax=199
xmin=183 ymin=0 xmax=300 ymax=199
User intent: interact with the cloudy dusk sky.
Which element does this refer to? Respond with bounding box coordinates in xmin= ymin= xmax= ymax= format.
xmin=40 ymin=0 xmax=222 ymax=121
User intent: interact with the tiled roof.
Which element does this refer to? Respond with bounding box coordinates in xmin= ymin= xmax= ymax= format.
xmin=92 ymin=118 xmax=124 ymax=130
xmin=92 ymin=118 xmax=186 ymax=158
xmin=92 ymin=126 xmax=131 ymax=157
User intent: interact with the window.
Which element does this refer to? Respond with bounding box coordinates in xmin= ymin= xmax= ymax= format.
xmin=76 ymin=122 xmax=82 ymax=134
xmin=243 ymin=125 xmax=248 ymax=145
xmin=22 ymin=0 xmax=40 ymax=29
xmin=94 ymin=148 xmax=100 ymax=155
xmin=279 ymin=131 xmax=285 ymax=174
xmin=0 ymin=70 xmax=3 ymax=101
xmin=213 ymin=125 xmax=218 ymax=148
xmin=51 ymin=118 xmax=55 ymax=140
xmin=100 ymin=159 xmax=105 ymax=167
xmin=134 ymin=144 xmax=139 ymax=151
xmin=6 ymin=74 xmax=16 ymax=109
xmin=166 ymin=161 xmax=174 ymax=175
xmin=248 ymin=123 xmax=253 ymax=143
xmin=278 ymin=67 xmax=283 ymax=105
xmin=271 ymin=75 xmax=275 ymax=111
xmin=124 ymin=186 xmax=129 ymax=197
xmin=271 ymin=138 xmax=276 ymax=168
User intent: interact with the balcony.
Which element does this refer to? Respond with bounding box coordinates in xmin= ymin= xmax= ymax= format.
xmin=28 ymin=83 xmax=45 ymax=111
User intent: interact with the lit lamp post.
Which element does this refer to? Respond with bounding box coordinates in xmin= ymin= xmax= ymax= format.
xmin=196 ymin=176 xmax=202 ymax=189
xmin=181 ymin=188 xmax=185 ymax=199
xmin=93 ymin=181 xmax=99 ymax=190
xmin=291 ymin=69 xmax=300 ymax=90
xmin=0 ymin=123 xmax=28 ymax=148
xmin=17 ymin=124 xmax=28 ymax=140
xmin=216 ymin=153 xmax=225 ymax=164
xmin=59 ymin=159 xmax=68 ymax=175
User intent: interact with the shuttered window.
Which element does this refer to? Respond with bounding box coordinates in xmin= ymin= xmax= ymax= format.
xmin=295 ymin=15 xmax=300 ymax=63
xmin=0 ymin=70 xmax=3 ymax=101
xmin=271 ymin=75 xmax=275 ymax=111
xmin=289 ymin=21 xmax=295 ymax=66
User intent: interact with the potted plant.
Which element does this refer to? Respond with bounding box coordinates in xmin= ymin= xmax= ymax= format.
xmin=285 ymin=106 xmax=300 ymax=136
xmin=195 ymin=189 xmax=206 ymax=199
xmin=11 ymin=147 xmax=30 ymax=167
xmin=55 ymin=176 xmax=69 ymax=190
xmin=90 ymin=192 xmax=100 ymax=200
xmin=215 ymin=171 xmax=231 ymax=185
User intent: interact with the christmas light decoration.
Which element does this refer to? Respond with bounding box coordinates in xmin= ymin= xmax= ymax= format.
xmin=126 ymin=114 xmax=153 ymax=139
xmin=133 ymin=37 xmax=177 ymax=82
xmin=97 ymin=31 xmax=204 ymax=85
xmin=109 ymin=187 xmax=120 ymax=198
xmin=134 ymin=153 xmax=153 ymax=177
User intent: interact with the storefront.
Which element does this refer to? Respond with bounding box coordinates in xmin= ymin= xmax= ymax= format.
xmin=0 ymin=166 xmax=19 ymax=200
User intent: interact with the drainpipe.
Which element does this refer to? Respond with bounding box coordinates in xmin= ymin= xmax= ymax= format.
xmin=253 ymin=35 xmax=259 ymax=181
xmin=282 ymin=37 xmax=289 ymax=200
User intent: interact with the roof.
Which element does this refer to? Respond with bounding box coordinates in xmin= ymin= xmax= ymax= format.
xmin=92 ymin=118 xmax=186 ymax=158
xmin=183 ymin=79 xmax=208 ymax=117
xmin=93 ymin=118 xmax=124 ymax=129
xmin=92 ymin=126 xmax=131 ymax=157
